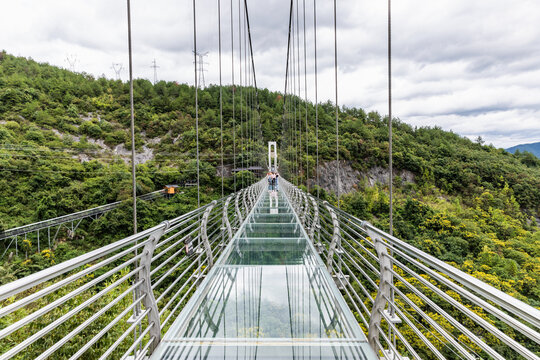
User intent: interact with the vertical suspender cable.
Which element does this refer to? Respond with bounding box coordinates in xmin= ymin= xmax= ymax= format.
xmin=333 ymin=0 xmax=340 ymax=208
xmin=295 ymin=0 xmax=300 ymax=186
xmin=238 ymin=0 xmax=243 ymax=188
xmin=313 ymin=0 xmax=319 ymax=200
xmin=126 ymin=1 xmax=139 ymax=354
xmin=126 ymin=0 xmax=137 ymax=234
xmin=284 ymin=0 xmax=294 ymax=178
xmin=243 ymin=0 xmax=261 ymax=172
xmin=388 ymin=0 xmax=393 ymax=236
xmin=388 ymin=0 xmax=396 ymax=348
xmin=230 ymin=0 xmax=236 ymax=192
xmin=296 ymin=0 xmax=302 ymax=186
xmin=302 ymin=0 xmax=309 ymax=192
xmin=218 ymin=0 xmax=224 ymax=197
xmin=192 ymin=0 xmax=200 ymax=208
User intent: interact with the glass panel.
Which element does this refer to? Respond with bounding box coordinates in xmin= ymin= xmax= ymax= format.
xmin=152 ymin=191 xmax=376 ymax=360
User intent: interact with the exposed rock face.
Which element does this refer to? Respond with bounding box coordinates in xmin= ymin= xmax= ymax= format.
xmin=114 ymin=144 xmax=154 ymax=165
xmin=311 ymin=160 xmax=361 ymax=195
xmin=309 ymin=161 xmax=415 ymax=195
xmin=216 ymin=164 xmax=234 ymax=177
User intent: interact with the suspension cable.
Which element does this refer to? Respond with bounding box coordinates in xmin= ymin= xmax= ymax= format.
xmin=388 ymin=0 xmax=393 ymax=235
xmin=192 ymin=0 xmax=200 ymax=208
xmin=313 ymin=0 xmax=319 ymax=200
xmin=295 ymin=0 xmax=302 ymax=186
xmin=284 ymin=0 xmax=294 ymax=177
xmin=303 ymin=0 xmax=309 ymax=192
xmin=333 ymin=0 xmax=340 ymax=208
xmin=218 ymin=0 xmax=224 ymax=197
xmin=230 ymin=0 xmax=236 ymax=191
xmin=126 ymin=0 xmax=137 ymax=234
xmin=238 ymin=0 xmax=243 ymax=188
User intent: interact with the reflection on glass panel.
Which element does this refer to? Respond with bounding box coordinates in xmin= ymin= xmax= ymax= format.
xmin=152 ymin=191 xmax=375 ymax=360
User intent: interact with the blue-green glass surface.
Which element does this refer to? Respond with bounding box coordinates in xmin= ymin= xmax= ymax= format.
xmin=151 ymin=191 xmax=376 ymax=360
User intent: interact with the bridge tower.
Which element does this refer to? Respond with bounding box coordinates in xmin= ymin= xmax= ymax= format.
xmin=268 ymin=141 xmax=277 ymax=172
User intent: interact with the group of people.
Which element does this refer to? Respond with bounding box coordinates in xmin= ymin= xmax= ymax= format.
xmin=267 ymin=171 xmax=279 ymax=192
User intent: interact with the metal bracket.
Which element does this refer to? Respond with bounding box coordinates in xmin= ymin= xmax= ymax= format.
xmin=365 ymin=226 xmax=393 ymax=353
xmin=138 ymin=221 xmax=169 ymax=354
xmin=201 ymin=200 xmax=217 ymax=269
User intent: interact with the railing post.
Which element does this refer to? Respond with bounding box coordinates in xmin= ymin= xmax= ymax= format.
xmin=223 ymin=195 xmax=233 ymax=239
xmin=242 ymin=188 xmax=249 ymax=218
xmin=324 ymin=202 xmax=349 ymax=289
xmin=324 ymin=201 xmax=341 ymax=272
xmin=201 ymin=200 xmax=217 ymax=269
xmin=300 ymin=192 xmax=309 ymax=225
xmin=365 ymin=226 xmax=395 ymax=353
xmin=138 ymin=221 xmax=169 ymax=354
xmin=235 ymin=190 xmax=243 ymax=224
xmin=308 ymin=196 xmax=319 ymax=241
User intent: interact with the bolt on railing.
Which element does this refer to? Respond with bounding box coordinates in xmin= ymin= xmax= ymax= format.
xmin=0 ymin=180 xmax=265 ymax=360
xmin=282 ymin=179 xmax=540 ymax=360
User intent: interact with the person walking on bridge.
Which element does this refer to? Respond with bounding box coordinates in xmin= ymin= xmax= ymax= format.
xmin=267 ymin=171 xmax=274 ymax=192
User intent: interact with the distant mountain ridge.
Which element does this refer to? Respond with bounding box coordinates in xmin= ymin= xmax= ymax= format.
xmin=506 ymin=142 xmax=540 ymax=158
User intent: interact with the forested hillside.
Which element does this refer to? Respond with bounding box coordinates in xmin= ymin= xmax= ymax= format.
xmin=0 ymin=53 xmax=538 ymax=305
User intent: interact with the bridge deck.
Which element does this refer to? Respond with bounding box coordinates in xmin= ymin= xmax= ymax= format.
xmin=150 ymin=190 xmax=376 ymax=360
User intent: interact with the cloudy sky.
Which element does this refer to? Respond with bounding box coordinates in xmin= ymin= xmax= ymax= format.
xmin=1 ymin=0 xmax=539 ymax=148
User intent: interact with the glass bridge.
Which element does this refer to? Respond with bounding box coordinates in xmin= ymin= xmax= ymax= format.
xmin=150 ymin=190 xmax=377 ymax=360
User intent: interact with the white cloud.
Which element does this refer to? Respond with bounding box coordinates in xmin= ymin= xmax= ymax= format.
xmin=1 ymin=0 xmax=539 ymax=149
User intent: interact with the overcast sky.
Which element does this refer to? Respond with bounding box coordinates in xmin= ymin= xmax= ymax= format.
xmin=1 ymin=0 xmax=539 ymax=148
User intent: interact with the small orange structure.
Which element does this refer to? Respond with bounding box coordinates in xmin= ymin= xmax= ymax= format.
xmin=164 ymin=185 xmax=179 ymax=198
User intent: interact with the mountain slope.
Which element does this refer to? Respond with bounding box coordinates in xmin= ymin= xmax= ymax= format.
xmin=0 ymin=53 xmax=539 ymax=306
xmin=507 ymin=141 xmax=540 ymax=158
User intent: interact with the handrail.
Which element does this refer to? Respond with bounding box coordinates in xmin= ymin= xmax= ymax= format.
xmin=0 ymin=180 xmax=266 ymax=360
xmin=281 ymin=179 xmax=540 ymax=360
xmin=0 ymin=190 xmax=165 ymax=241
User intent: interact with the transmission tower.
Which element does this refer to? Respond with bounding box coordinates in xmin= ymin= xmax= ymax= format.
xmin=193 ymin=51 xmax=208 ymax=89
xmin=150 ymin=59 xmax=160 ymax=85
xmin=65 ymin=54 xmax=78 ymax=72
xmin=111 ymin=63 xmax=123 ymax=80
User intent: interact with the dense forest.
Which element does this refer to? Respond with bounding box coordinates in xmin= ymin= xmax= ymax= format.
xmin=0 ymin=52 xmax=539 ymax=308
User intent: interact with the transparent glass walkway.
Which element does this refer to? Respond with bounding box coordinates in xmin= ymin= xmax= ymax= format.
xmin=151 ymin=190 xmax=376 ymax=359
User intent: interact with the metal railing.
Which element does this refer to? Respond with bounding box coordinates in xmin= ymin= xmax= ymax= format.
xmin=282 ymin=180 xmax=540 ymax=360
xmin=0 ymin=180 xmax=265 ymax=360
xmin=0 ymin=190 xmax=167 ymax=258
